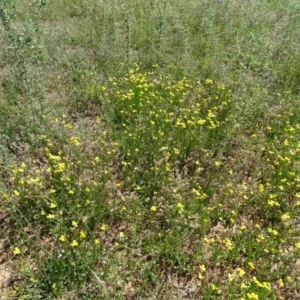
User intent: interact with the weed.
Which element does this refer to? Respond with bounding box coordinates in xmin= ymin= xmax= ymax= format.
xmin=1 ymin=1 xmax=300 ymax=299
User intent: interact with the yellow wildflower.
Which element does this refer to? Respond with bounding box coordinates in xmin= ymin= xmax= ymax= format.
xmin=150 ymin=206 xmax=157 ymax=212
xmin=59 ymin=235 xmax=66 ymax=242
xmin=248 ymin=262 xmax=255 ymax=270
xmin=100 ymin=224 xmax=107 ymax=231
xmin=281 ymin=213 xmax=290 ymax=221
xmin=247 ymin=293 xmax=259 ymax=300
xmin=214 ymin=160 xmax=222 ymax=166
xmin=199 ymin=264 xmax=206 ymax=272
xmin=237 ymin=268 xmax=245 ymax=278
xmin=177 ymin=202 xmax=184 ymax=214
xmin=54 ymin=162 xmax=65 ymax=173
xmin=79 ymin=231 xmax=86 ymax=239
xmin=241 ymin=283 xmax=247 ymax=289
xmin=295 ymin=242 xmax=300 ymax=249
xmin=223 ymin=238 xmax=234 ymax=250
xmin=13 ymin=190 xmax=20 ymax=196
xmin=69 ymin=136 xmax=80 ymax=146
xmin=72 ymin=221 xmax=78 ymax=228
xmin=196 ymin=119 xmax=206 ymax=125
xmin=13 ymin=247 xmax=21 ymax=255
xmin=71 ymin=240 xmax=78 ymax=247
xmin=278 ymin=278 xmax=284 ymax=287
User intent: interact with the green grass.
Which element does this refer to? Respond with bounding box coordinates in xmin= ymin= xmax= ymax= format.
xmin=1 ymin=0 xmax=300 ymax=299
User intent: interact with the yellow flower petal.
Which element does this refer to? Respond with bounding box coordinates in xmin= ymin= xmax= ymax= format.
xmin=13 ymin=247 xmax=21 ymax=255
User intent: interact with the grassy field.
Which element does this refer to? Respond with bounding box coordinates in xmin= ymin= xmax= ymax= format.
xmin=1 ymin=0 xmax=300 ymax=299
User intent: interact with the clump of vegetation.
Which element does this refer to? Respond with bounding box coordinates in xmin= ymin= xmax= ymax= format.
xmin=1 ymin=0 xmax=300 ymax=299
